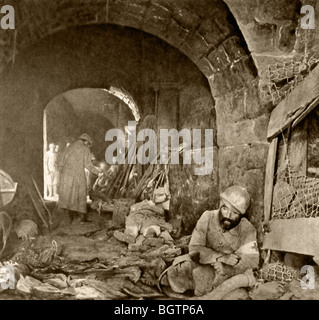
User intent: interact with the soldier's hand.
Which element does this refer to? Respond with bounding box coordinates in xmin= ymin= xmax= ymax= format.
xmin=218 ymin=253 xmax=240 ymax=266
xmin=212 ymin=261 xmax=226 ymax=275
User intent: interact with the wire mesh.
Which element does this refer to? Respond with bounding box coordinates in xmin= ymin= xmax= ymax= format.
xmin=272 ymin=161 xmax=319 ymax=220
xmin=257 ymin=262 xmax=299 ymax=282
xmin=260 ymin=54 xmax=319 ymax=106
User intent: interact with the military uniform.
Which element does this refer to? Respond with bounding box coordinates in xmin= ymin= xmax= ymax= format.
xmin=164 ymin=209 xmax=259 ymax=296
xmin=58 ymin=139 xmax=98 ymax=214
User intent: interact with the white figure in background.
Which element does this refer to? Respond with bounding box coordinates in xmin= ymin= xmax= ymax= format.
xmin=45 ymin=143 xmax=58 ymax=198
xmin=54 ymin=144 xmax=60 ymax=197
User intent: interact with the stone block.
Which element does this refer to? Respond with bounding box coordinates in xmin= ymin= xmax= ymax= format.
xmin=219 ymin=143 xmax=269 ymax=173
xmin=244 ymin=80 xmax=265 ymax=119
xmin=184 ymin=32 xmax=213 ymax=60
xmin=170 ymin=6 xmax=201 ymax=30
xmin=208 ymin=55 xmax=257 ymax=98
xmin=222 ymin=36 xmax=249 ymax=62
xmin=214 ymin=92 xmax=245 ymax=125
xmin=164 ymin=19 xmax=190 ymax=48
xmin=255 ymin=0 xmax=301 ymax=22
xmin=197 ymin=57 xmax=216 ymax=77
xmin=198 ymin=16 xmax=233 ymax=48
xmin=107 ymin=0 xmax=148 ymax=28
xmin=230 ymin=56 xmax=258 ymax=88
xmin=242 ymin=20 xmax=277 ymax=54
xmin=221 ymin=65 xmax=243 ymax=94
xmin=142 ymin=3 xmax=172 ymax=35
xmin=207 ymin=44 xmax=230 ymax=71
xmin=278 ymin=23 xmax=297 ymax=53
xmin=217 ymin=114 xmax=270 ymax=147
xmin=109 ymin=11 xmax=143 ymax=29
xmin=208 ymin=72 xmax=232 ymax=98
xmin=179 ymin=42 xmax=200 ymax=64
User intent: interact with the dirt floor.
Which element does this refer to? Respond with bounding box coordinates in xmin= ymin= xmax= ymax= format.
xmin=1 ymin=207 xmax=319 ymax=300
xmin=0 ymin=208 xmax=187 ymax=300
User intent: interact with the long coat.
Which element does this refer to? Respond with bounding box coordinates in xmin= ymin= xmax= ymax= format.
xmin=58 ymin=140 xmax=98 ymax=213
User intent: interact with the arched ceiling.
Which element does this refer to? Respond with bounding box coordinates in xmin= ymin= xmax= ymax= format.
xmin=0 ymin=0 xmax=318 ymax=106
xmin=0 ymin=0 xmax=254 ymax=91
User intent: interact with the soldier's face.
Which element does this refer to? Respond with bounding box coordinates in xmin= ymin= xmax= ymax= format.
xmin=218 ymin=203 xmax=242 ymax=230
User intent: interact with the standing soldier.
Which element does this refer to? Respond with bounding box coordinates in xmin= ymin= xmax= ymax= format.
xmin=58 ymin=134 xmax=98 ymax=223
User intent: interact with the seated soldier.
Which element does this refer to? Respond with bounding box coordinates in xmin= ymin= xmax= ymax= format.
xmin=160 ymin=186 xmax=259 ymax=297
xmin=92 ymin=162 xmax=109 ymax=191
xmin=90 ymin=161 xmax=119 ymax=203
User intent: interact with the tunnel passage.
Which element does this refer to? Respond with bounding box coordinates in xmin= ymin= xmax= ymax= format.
xmin=43 ymin=88 xmax=138 ymax=199
xmin=0 ymin=24 xmax=219 ymax=231
xmin=0 ymin=0 xmax=318 ymax=232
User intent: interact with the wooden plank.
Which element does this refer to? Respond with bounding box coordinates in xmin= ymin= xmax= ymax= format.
xmin=276 ymin=134 xmax=288 ymax=171
xmin=262 ymin=218 xmax=319 ymax=257
xmin=263 ymin=138 xmax=278 ymax=224
xmin=267 ymin=64 xmax=319 ymax=140
xmin=289 ymin=119 xmax=308 ymax=175
xmin=292 ymin=96 xmax=319 ymax=129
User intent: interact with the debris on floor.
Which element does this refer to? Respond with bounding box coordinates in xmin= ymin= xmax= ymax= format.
xmin=1 ymin=163 xmax=319 ymax=300
xmin=0 ymin=199 xmax=188 ymax=300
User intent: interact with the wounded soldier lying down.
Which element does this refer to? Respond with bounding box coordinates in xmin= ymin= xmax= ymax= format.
xmin=160 ymin=186 xmax=259 ymax=297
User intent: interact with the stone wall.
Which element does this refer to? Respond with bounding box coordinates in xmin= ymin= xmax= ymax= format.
xmin=0 ymin=0 xmax=314 ymax=232
xmin=225 ymin=0 xmax=319 ymax=107
xmin=196 ymin=22 xmax=268 ymax=228
xmin=0 ymin=24 xmax=216 ymax=230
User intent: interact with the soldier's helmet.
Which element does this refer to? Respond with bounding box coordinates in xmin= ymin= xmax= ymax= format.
xmin=79 ymin=133 xmax=93 ymax=146
xmin=219 ymin=186 xmax=250 ymax=214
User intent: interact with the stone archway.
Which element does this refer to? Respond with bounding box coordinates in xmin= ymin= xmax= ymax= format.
xmin=0 ymin=24 xmax=219 ymax=230
xmin=0 ymin=0 xmax=274 ymax=228
xmin=43 ymin=87 xmax=139 ymax=200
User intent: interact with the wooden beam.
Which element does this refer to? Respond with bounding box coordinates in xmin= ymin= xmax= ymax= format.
xmin=263 ymin=138 xmax=278 ymax=224
xmin=289 ymin=119 xmax=308 ymax=175
xmin=267 ymin=64 xmax=319 ymax=140
xmin=292 ymin=96 xmax=319 ymax=129
xmin=262 ymin=218 xmax=319 ymax=257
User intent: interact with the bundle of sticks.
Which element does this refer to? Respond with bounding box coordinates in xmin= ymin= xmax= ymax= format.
xmin=103 ymin=115 xmax=158 ymax=200
xmin=99 ymin=115 xmax=184 ymax=202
